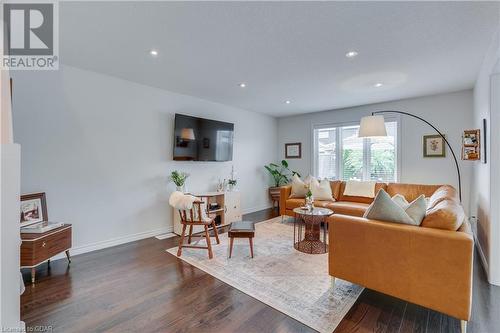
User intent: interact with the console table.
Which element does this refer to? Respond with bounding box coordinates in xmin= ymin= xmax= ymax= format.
xmin=21 ymin=224 xmax=72 ymax=283
xmin=173 ymin=191 xmax=241 ymax=235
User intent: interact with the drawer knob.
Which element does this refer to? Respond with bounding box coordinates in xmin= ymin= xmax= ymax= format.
xmin=42 ymin=242 xmax=46 ymax=247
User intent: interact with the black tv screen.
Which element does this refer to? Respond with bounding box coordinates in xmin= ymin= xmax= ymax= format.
xmin=173 ymin=114 xmax=234 ymax=161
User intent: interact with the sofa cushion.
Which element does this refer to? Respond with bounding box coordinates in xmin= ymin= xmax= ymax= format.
xmin=343 ymin=180 xmax=376 ymax=198
xmin=386 ymin=183 xmax=442 ymax=202
xmin=339 ymin=182 xmax=387 ymax=203
xmin=330 ymin=201 xmax=370 ymax=217
xmin=313 ymin=200 xmax=336 ymax=208
xmin=286 ymin=199 xmax=335 ymax=210
xmin=286 ymin=198 xmax=306 ymax=210
xmin=363 ymin=189 xmax=426 ymax=226
xmin=330 ymin=180 xmax=343 ymax=201
xmin=311 ymin=178 xmax=334 ymax=201
xmin=290 ymin=174 xmax=313 ymax=198
xmin=427 ymin=185 xmax=459 ymax=210
xmin=392 ymin=194 xmax=410 ymax=208
xmin=422 ymin=199 xmax=464 ymax=231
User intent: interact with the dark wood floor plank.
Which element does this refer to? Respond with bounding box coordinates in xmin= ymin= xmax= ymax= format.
xmin=384 ymin=297 xmax=407 ymax=333
xmin=400 ymin=303 xmax=420 ymax=333
xmin=21 ymin=208 xmax=500 ymax=333
xmin=425 ymin=310 xmax=442 ymax=333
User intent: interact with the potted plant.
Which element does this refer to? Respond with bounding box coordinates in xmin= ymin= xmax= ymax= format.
xmin=169 ymin=170 xmax=189 ymax=192
xmin=228 ymin=179 xmax=237 ymax=191
xmin=264 ymin=160 xmax=300 ymax=208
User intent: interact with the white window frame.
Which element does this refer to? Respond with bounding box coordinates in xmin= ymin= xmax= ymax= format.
xmin=311 ymin=116 xmax=402 ymax=182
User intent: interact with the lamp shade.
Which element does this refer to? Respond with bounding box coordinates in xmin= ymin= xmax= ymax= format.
xmin=358 ymin=115 xmax=387 ymax=137
xmin=180 ymin=128 xmax=195 ymax=140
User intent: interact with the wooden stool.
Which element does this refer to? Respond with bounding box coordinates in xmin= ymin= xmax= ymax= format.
xmin=228 ymin=221 xmax=255 ymax=258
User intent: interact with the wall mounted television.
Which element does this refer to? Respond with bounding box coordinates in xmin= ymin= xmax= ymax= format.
xmin=173 ymin=114 xmax=234 ymax=161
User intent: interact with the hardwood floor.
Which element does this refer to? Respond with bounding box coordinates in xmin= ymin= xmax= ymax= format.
xmin=21 ymin=208 xmax=499 ymax=333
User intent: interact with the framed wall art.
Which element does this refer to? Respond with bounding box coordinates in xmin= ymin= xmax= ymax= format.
xmin=285 ymin=143 xmax=301 ymax=159
xmin=423 ymin=135 xmax=446 ymax=158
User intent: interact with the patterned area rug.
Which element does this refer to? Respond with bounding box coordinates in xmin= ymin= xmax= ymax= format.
xmin=166 ymin=217 xmax=363 ymax=333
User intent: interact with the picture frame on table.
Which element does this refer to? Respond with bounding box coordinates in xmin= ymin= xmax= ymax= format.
xmin=285 ymin=143 xmax=301 ymax=159
xmin=20 ymin=192 xmax=48 ymax=227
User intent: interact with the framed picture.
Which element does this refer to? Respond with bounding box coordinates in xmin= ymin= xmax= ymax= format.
xmin=462 ymin=129 xmax=480 ymax=161
xmin=423 ymin=135 xmax=445 ymax=157
xmin=20 ymin=192 xmax=48 ymax=227
xmin=285 ymin=143 xmax=301 ymax=159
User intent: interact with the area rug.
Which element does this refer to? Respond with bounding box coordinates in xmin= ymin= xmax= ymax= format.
xmin=166 ymin=217 xmax=363 ymax=333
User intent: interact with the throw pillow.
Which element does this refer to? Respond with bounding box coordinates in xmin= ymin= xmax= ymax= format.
xmin=290 ymin=174 xmax=314 ymax=198
xmin=421 ymin=199 xmax=464 ymax=231
xmin=343 ymin=180 xmax=377 ymax=198
xmin=363 ymin=189 xmax=426 ymax=226
xmin=427 ymin=185 xmax=459 ymax=210
xmin=391 ymin=194 xmax=409 ymax=209
xmin=310 ymin=178 xmax=334 ymax=201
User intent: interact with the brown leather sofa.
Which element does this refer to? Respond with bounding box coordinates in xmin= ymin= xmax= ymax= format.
xmin=279 ymin=181 xmax=473 ymax=329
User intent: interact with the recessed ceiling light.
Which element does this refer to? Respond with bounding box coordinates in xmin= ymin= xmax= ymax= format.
xmin=239 ymin=82 xmax=247 ymax=88
xmin=149 ymin=49 xmax=158 ymax=56
xmin=345 ymin=51 xmax=358 ymax=58
xmin=285 ymin=100 xmax=291 ymax=104
xmin=374 ymin=82 xmax=384 ymax=88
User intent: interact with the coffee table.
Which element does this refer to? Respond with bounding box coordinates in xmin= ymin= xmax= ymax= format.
xmin=292 ymin=207 xmax=333 ymax=254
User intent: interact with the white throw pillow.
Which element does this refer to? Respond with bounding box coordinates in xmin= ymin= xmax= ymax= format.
xmin=391 ymin=194 xmax=409 ymax=209
xmin=343 ymin=180 xmax=376 ymax=198
xmin=364 ymin=190 xmax=427 ymax=226
xmin=290 ymin=174 xmax=314 ymax=198
xmin=310 ymin=178 xmax=334 ymax=201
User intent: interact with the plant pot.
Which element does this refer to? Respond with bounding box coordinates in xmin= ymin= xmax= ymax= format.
xmin=269 ymin=186 xmax=282 ymax=208
xmin=176 ymin=185 xmax=186 ymax=193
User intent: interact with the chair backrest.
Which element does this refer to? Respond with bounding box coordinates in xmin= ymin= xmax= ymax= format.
xmin=178 ymin=201 xmax=206 ymax=224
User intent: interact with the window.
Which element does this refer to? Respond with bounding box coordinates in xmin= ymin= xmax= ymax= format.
xmin=313 ymin=121 xmax=398 ymax=182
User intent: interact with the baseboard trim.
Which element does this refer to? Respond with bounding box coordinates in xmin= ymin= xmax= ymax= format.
xmin=474 ymin=233 xmax=490 ymax=282
xmin=242 ymin=204 xmax=273 ymax=215
xmin=48 ymin=204 xmax=273 ymax=261
xmin=50 ymin=226 xmax=173 ymax=261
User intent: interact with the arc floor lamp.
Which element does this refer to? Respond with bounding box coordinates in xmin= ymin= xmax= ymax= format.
xmin=359 ymin=110 xmax=462 ymax=202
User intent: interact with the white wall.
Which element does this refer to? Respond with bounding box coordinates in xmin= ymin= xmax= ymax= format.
xmin=472 ymin=26 xmax=500 ymax=286
xmin=0 ymin=65 xmax=22 ymax=332
xmin=11 ymin=65 xmax=277 ymax=254
xmin=278 ymin=90 xmax=474 ymax=213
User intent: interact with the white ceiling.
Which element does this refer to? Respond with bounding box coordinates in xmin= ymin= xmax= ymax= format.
xmin=60 ymin=2 xmax=500 ymax=117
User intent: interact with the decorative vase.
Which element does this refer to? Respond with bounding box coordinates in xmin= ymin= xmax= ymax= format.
xmin=176 ymin=184 xmax=185 ymax=193
xmin=305 ymin=195 xmax=314 ymax=211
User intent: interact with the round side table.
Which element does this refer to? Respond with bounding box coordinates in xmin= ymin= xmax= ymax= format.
xmin=292 ymin=207 xmax=333 ymax=254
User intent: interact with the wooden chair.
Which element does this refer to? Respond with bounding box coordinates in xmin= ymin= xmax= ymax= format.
xmin=176 ymin=200 xmax=220 ymax=259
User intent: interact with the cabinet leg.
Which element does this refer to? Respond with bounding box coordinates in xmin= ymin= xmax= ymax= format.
xmin=47 ymin=259 xmax=51 ymax=269
xmin=331 ymin=277 xmax=336 ymax=289
xmin=31 ymin=268 xmax=36 ymax=284
xmin=65 ymin=250 xmax=71 ymax=264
